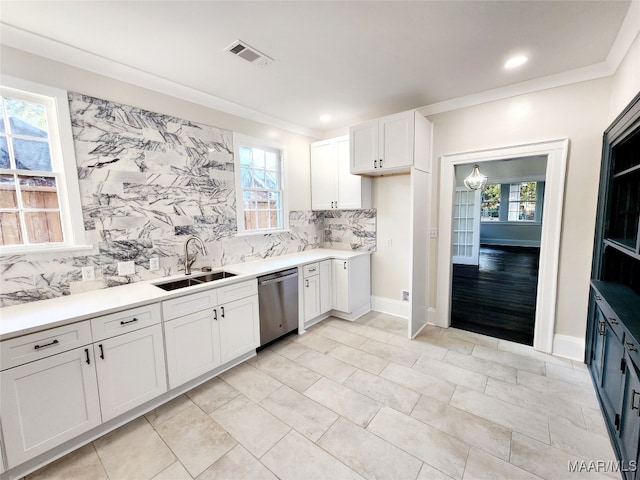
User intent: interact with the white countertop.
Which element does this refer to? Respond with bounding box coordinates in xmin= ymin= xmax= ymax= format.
xmin=0 ymin=249 xmax=369 ymax=340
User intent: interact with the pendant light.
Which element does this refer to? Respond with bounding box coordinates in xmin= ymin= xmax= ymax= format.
xmin=464 ymin=164 xmax=488 ymax=190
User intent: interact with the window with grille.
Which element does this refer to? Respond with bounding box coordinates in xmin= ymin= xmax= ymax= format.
xmin=0 ymin=80 xmax=88 ymax=253
xmin=234 ymin=135 xmax=286 ymax=233
xmin=508 ymin=182 xmax=537 ymax=221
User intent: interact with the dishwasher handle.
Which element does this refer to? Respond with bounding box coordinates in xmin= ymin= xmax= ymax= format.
xmin=258 ymin=271 xmax=299 ymax=286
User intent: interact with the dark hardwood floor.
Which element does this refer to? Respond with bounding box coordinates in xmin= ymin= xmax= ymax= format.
xmin=451 ymin=245 xmax=540 ymax=345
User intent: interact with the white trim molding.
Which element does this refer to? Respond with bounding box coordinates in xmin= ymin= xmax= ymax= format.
xmin=436 ymin=139 xmax=569 ymax=354
xmin=552 ymin=334 xmax=586 ymax=362
xmin=371 ymin=296 xmax=409 ymax=319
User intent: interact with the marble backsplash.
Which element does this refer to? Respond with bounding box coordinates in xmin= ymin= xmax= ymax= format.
xmin=0 ymin=93 xmax=375 ymax=307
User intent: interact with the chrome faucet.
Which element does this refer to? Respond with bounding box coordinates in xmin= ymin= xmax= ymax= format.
xmin=184 ymin=235 xmax=208 ymax=275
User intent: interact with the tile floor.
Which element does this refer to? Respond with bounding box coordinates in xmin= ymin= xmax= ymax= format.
xmin=26 ymin=312 xmax=618 ymax=480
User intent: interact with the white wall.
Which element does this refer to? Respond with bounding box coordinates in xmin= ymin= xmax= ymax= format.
xmin=427 ymin=77 xmax=613 ymax=339
xmin=0 ymin=46 xmax=314 ymax=211
xmin=609 ymin=32 xmax=640 ymax=121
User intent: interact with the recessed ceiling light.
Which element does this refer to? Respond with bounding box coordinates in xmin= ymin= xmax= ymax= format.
xmin=504 ymin=55 xmax=528 ymax=69
xmin=319 ymin=114 xmax=332 ymax=123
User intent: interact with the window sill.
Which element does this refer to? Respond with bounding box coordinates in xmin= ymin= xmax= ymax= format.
xmin=0 ymin=244 xmax=94 ymax=257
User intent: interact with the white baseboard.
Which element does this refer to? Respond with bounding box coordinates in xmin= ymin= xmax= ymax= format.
xmin=552 ymin=334 xmax=585 ymax=362
xmin=371 ymin=296 xmax=409 ymax=319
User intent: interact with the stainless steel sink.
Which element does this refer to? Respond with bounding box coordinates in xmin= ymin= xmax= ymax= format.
xmin=154 ymin=271 xmax=237 ymax=291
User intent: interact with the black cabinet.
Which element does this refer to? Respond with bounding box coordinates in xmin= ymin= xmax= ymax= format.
xmin=587 ymin=92 xmax=640 ymax=480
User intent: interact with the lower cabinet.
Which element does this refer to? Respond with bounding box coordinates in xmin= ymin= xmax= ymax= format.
xmin=587 ymin=285 xmax=640 ymax=479
xmin=93 ymin=324 xmax=167 ymax=421
xmin=0 ymin=346 xmax=101 ymax=468
xmin=163 ymin=279 xmax=259 ymax=389
xmin=331 ymin=255 xmax=371 ymax=318
xmin=302 ymin=261 xmax=332 ymax=323
xmin=620 ymin=356 xmax=640 ymax=475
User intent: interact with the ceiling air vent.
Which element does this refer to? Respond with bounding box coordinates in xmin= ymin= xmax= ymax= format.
xmin=225 ymin=40 xmax=273 ymax=67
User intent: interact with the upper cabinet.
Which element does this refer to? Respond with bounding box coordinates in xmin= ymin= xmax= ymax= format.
xmin=310 ymin=135 xmax=371 ymax=210
xmin=350 ymin=110 xmax=432 ymax=175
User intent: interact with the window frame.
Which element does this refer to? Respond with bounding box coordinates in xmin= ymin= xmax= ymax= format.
xmin=479 ymin=179 xmax=544 ymax=224
xmin=0 ymin=76 xmax=90 ymax=255
xmin=233 ymin=133 xmax=289 ymax=236
xmin=507 ymin=181 xmax=538 ymax=222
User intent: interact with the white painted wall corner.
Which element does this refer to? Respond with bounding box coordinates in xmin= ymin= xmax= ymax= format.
xmin=552 ymin=334 xmax=586 ymax=362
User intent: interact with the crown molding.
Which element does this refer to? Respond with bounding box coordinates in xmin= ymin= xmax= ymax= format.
xmin=0 ymin=23 xmax=322 ymax=139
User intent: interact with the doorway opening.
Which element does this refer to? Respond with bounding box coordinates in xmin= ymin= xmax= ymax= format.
xmin=436 ymin=140 xmax=568 ymax=354
xmin=450 ymin=158 xmax=546 ymax=345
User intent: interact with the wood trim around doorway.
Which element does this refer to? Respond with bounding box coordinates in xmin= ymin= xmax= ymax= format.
xmin=436 ymin=139 xmax=569 ymax=354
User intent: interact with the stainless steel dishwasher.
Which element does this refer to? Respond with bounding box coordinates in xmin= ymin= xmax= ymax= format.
xmin=257 ymin=267 xmax=299 ymax=346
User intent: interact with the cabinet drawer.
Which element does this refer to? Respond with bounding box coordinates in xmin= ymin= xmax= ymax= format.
xmin=217 ymin=279 xmax=258 ymax=305
xmin=594 ymin=294 xmax=625 ymax=342
xmin=163 ymin=289 xmax=218 ymax=321
xmin=1 ymin=321 xmax=92 ymax=370
xmin=625 ymin=335 xmax=640 ymax=369
xmin=303 ymin=263 xmax=319 ymax=278
xmin=91 ymin=303 xmax=161 ymax=341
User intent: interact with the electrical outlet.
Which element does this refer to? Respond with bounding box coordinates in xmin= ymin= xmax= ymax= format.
xmin=386 ymin=238 xmax=393 ymax=247
xmin=402 ymin=290 xmax=410 ymax=302
xmin=149 ymin=257 xmax=160 ymax=271
xmin=81 ymin=266 xmax=95 ymax=281
xmin=117 ymin=261 xmax=135 ymax=276
xmin=429 ymin=228 xmax=438 ymax=238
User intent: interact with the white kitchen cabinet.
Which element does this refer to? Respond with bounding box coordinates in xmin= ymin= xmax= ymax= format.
xmin=319 ymin=260 xmax=332 ymax=314
xmin=302 ymin=261 xmax=332 ymax=324
xmin=163 ymin=279 xmax=259 ymax=389
xmin=164 ymin=308 xmax=221 ymax=388
xmin=93 ymin=324 xmax=167 ymax=421
xmin=350 ymin=110 xmax=431 ymax=175
xmin=218 ymin=295 xmax=260 ymax=364
xmin=331 ymin=255 xmax=371 ymax=320
xmin=310 ymin=135 xmax=371 ymax=210
xmin=0 ymin=346 xmax=101 ymax=468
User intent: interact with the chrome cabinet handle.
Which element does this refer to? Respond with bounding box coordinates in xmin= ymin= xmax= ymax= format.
xmin=598 ymin=320 xmax=605 ymax=336
xmin=34 ymin=339 xmax=59 ymax=350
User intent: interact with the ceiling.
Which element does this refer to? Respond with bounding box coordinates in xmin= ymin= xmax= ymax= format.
xmin=0 ymin=1 xmax=635 ymax=137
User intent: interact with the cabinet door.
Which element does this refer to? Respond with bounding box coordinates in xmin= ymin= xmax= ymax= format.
xmin=332 ymin=259 xmax=350 ymax=313
xmin=350 ymin=120 xmax=378 ymax=174
xmin=590 ymin=307 xmax=606 ymax=386
xmin=164 ymin=309 xmax=221 ymax=389
xmin=1 ymin=347 xmax=101 ymax=467
xmin=319 ymin=260 xmax=332 ymax=314
xmin=620 ymin=356 xmax=640 ymax=474
xmin=94 ymin=324 xmax=167 ymax=421
xmin=601 ymin=321 xmax=625 ymax=427
xmin=304 ymin=274 xmax=321 ymax=321
xmin=379 ymin=111 xmax=414 ymax=170
xmin=219 ymin=295 xmax=259 ymax=364
xmin=336 ymin=135 xmax=363 ymax=209
xmin=310 ymin=139 xmax=337 ymax=210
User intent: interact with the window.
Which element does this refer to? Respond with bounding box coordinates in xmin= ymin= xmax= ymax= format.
xmin=480 ymin=184 xmax=501 ymax=221
xmin=0 ymin=78 xmax=88 ymax=253
xmin=480 ymin=181 xmax=542 ymax=223
xmin=234 ymin=134 xmax=286 ymax=234
xmin=508 ymin=181 xmax=537 ymax=221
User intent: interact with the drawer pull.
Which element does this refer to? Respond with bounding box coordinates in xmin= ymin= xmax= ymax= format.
xmin=120 ymin=317 xmax=139 ymax=326
xmin=595 ymin=295 xmax=602 ymax=301
xmin=99 ymin=344 xmax=104 ymax=360
xmin=34 ymin=339 xmax=59 ymax=350
xmin=609 ymin=317 xmax=619 ymax=325
xmin=632 ymin=390 xmax=640 ymax=414
xmin=626 ymin=342 xmax=638 ymax=352
xmin=308 ymin=267 xmax=316 ymax=273
xmin=85 ymin=348 xmax=91 ymax=365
